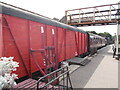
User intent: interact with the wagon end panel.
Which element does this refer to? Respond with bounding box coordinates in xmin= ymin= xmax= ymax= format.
xmin=84 ymin=34 xmax=88 ymax=53
xmin=85 ymin=33 xmax=89 ymax=53
xmin=82 ymin=34 xmax=85 ymax=54
xmin=0 ymin=14 xmax=3 ymax=57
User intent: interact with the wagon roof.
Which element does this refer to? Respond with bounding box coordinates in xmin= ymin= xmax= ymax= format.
xmin=0 ymin=2 xmax=87 ymax=34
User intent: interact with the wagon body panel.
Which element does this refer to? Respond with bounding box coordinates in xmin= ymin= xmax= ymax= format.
xmin=57 ymin=27 xmax=65 ymax=62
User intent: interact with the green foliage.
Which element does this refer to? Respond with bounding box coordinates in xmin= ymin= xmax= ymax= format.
xmin=87 ymin=31 xmax=113 ymax=40
xmin=98 ymin=32 xmax=112 ymax=40
xmin=87 ymin=31 xmax=97 ymax=34
xmin=112 ymin=35 xmax=120 ymax=40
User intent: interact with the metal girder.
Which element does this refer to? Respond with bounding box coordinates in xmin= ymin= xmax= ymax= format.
xmin=65 ymin=3 xmax=120 ymax=26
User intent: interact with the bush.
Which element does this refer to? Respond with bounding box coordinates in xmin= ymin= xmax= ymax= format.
xmin=0 ymin=57 xmax=19 ymax=89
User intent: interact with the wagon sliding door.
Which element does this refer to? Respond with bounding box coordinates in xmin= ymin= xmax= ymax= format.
xmin=30 ymin=22 xmax=58 ymax=75
xmin=66 ymin=30 xmax=77 ymax=59
xmin=29 ymin=21 xmax=45 ymax=75
xmin=57 ymin=28 xmax=65 ymax=62
xmin=46 ymin=25 xmax=58 ymax=70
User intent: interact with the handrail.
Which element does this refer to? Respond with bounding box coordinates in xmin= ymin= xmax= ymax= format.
xmin=37 ymin=66 xmax=73 ymax=90
xmin=65 ymin=2 xmax=119 ymax=26
xmin=66 ymin=3 xmax=120 ymax=12
xmin=37 ymin=66 xmax=67 ymax=82
xmin=40 ymin=70 xmax=69 ymax=88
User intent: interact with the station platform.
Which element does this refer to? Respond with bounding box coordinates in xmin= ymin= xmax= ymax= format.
xmin=68 ymin=45 xmax=118 ymax=88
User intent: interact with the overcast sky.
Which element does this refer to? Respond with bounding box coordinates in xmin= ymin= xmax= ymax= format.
xmin=1 ymin=0 xmax=119 ymax=36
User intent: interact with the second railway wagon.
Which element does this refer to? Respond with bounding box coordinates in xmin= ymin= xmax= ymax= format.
xmin=89 ymin=33 xmax=107 ymax=55
xmin=0 ymin=3 xmax=89 ymax=81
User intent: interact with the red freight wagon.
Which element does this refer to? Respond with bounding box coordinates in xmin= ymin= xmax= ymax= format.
xmin=0 ymin=3 xmax=89 ymax=81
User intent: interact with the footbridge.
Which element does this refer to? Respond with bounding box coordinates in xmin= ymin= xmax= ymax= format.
xmin=63 ymin=3 xmax=120 ymax=26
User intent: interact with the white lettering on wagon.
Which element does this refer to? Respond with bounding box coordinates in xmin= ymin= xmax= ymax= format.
xmin=41 ymin=26 xmax=44 ymax=33
xmin=52 ymin=29 xmax=55 ymax=35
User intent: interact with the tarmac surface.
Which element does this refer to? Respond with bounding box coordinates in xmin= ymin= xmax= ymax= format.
xmin=68 ymin=45 xmax=118 ymax=88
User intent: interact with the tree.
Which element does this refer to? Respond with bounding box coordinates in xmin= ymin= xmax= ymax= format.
xmin=87 ymin=31 xmax=97 ymax=34
xmin=87 ymin=31 xmax=113 ymax=40
xmin=98 ymin=32 xmax=112 ymax=40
